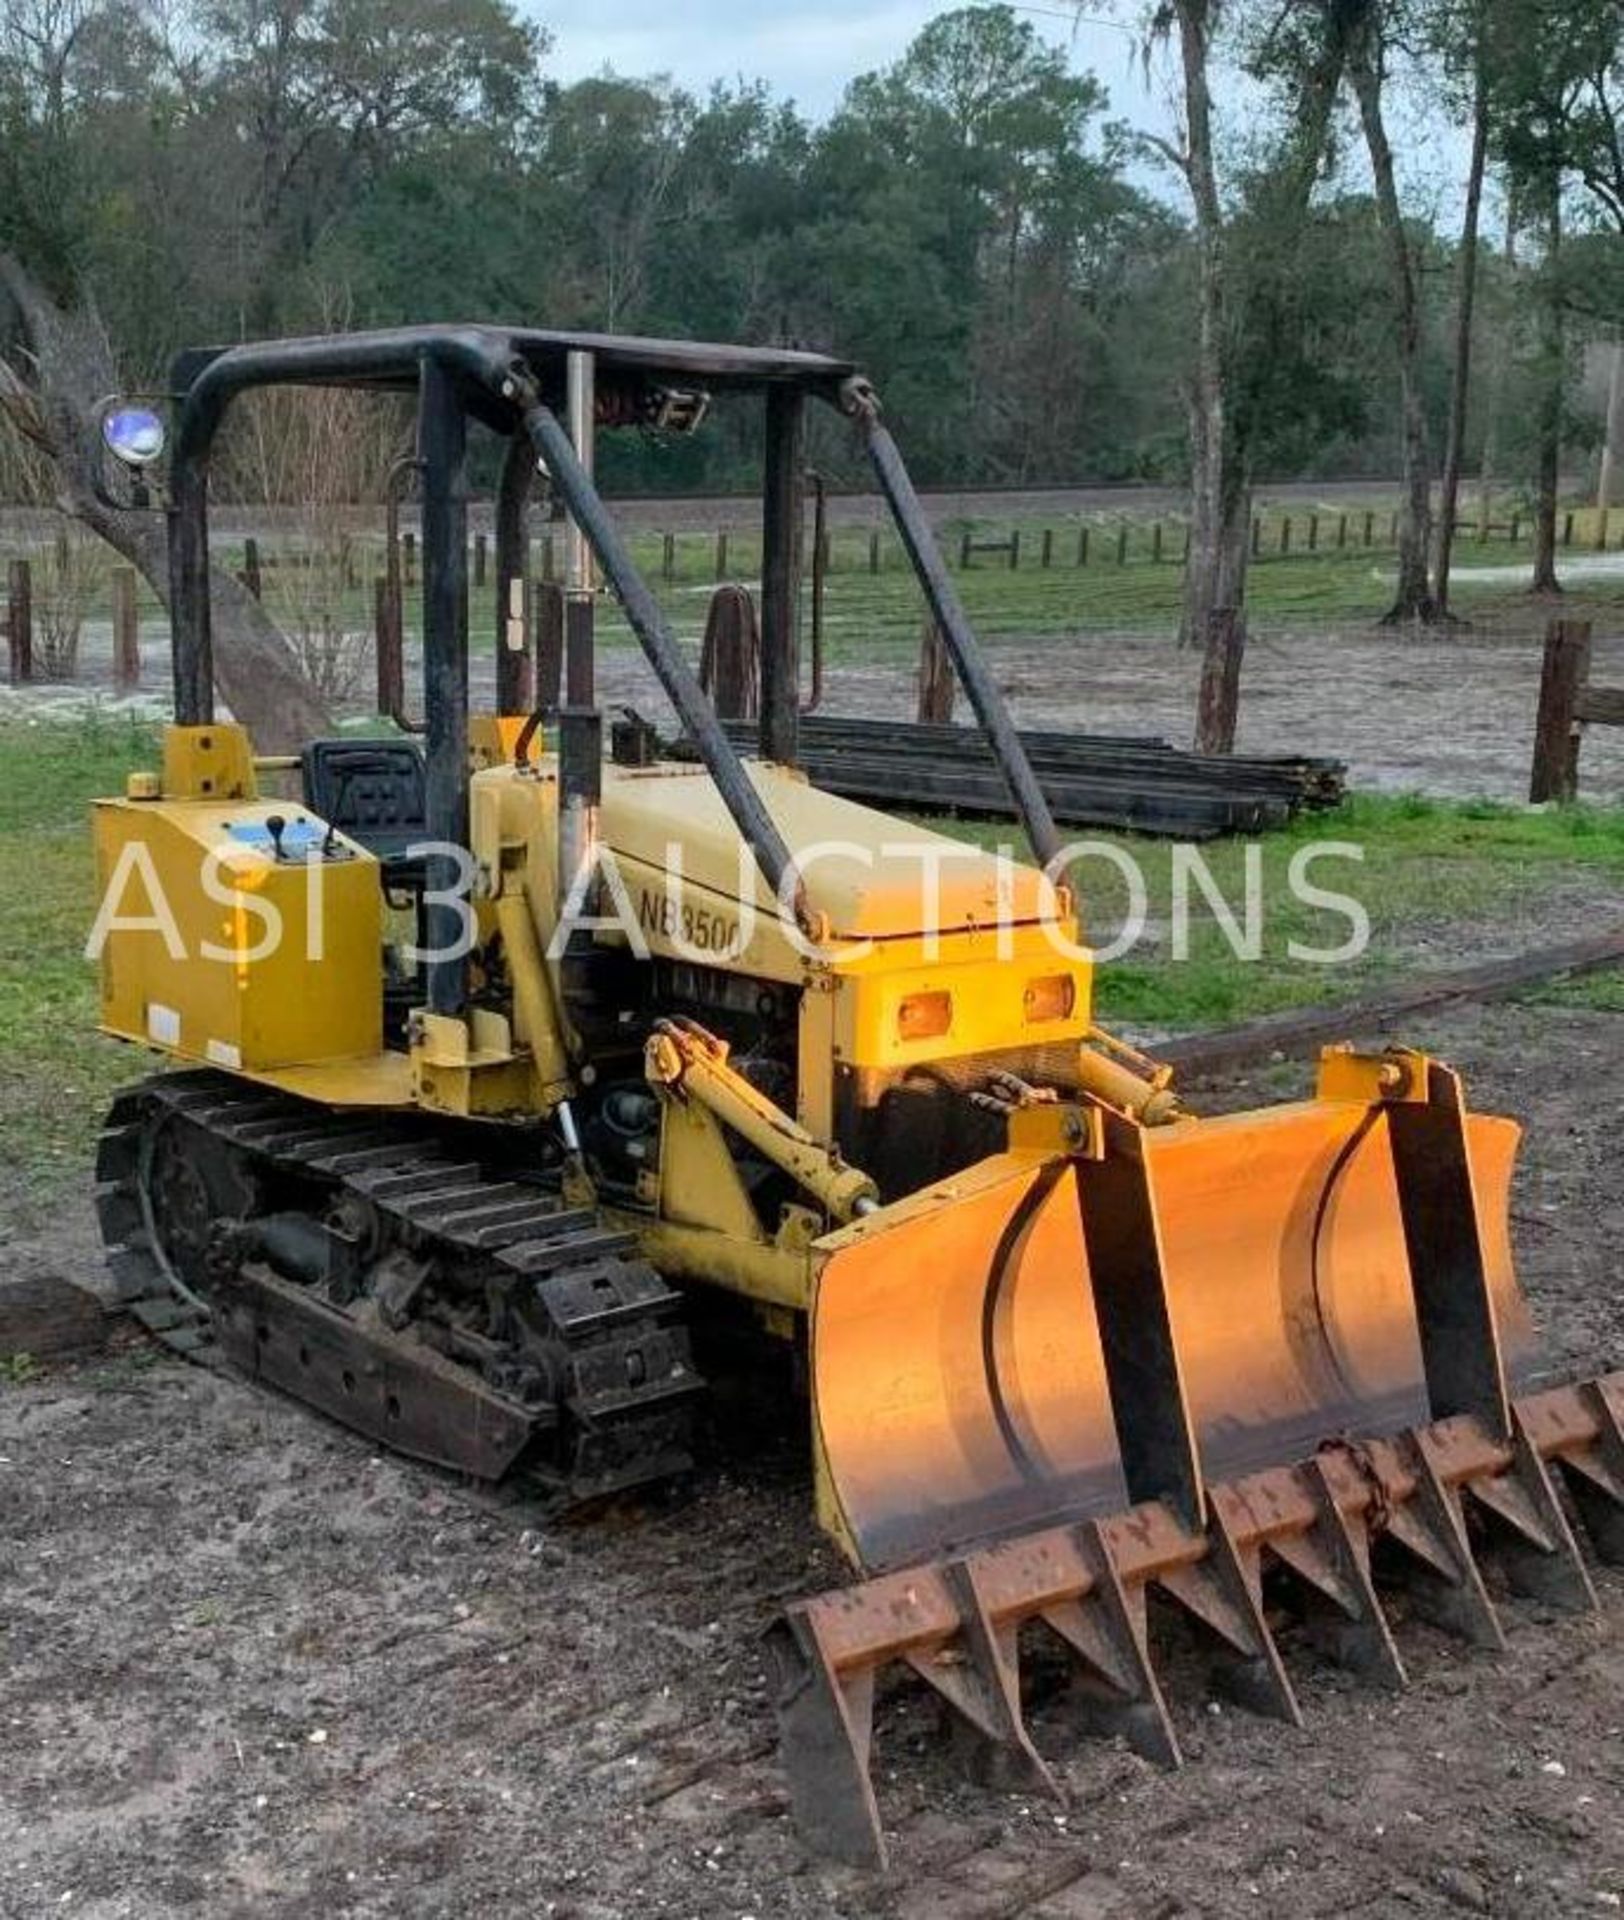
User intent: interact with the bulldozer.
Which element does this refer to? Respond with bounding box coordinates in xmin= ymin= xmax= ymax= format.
xmin=88 ymin=324 xmax=1624 ymax=1869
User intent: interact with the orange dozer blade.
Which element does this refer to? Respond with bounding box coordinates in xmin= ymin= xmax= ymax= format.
xmin=811 ymin=1097 xmax=1530 ymax=1576
xmin=773 ymin=1058 xmax=1624 ymax=1869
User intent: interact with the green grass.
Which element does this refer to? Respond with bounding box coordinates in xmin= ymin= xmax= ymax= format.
xmin=933 ymin=792 xmax=1624 ymax=1029
xmin=0 ymin=721 xmax=1618 ymax=1231
xmin=0 ymin=714 xmax=160 ymax=1223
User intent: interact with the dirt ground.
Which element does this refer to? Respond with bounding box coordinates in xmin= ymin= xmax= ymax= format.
xmin=15 ymin=620 xmax=1623 ymax=808
xmin=587 ymin=624 xmax=1624 ymax=806
xmin=5 ymin=997 xmax=1624 ymax=1920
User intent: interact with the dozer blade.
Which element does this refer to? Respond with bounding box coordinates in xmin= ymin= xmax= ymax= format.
xmin=770 ymin=1054 xmax=1624 ymax=1868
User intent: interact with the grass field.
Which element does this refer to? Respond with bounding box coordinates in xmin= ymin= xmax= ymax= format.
xmin=3 ymin=717 xmax=1619 ymax=1230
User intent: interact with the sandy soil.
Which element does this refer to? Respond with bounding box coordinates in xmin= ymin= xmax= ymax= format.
xmin=5 ymin=998 xmax=1624 ymax=1920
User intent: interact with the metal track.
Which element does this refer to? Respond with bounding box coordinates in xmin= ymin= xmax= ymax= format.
xmin=95 ymin=1070 xmax=703 ymax=1502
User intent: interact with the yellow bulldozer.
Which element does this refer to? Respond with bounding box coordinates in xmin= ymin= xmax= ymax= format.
xmin=89 ymin=325 xmax=1624 ymax=1868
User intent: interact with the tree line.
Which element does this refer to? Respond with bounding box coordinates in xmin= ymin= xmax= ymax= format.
xmin=3 ymin=0 xmax=1624 ymax=690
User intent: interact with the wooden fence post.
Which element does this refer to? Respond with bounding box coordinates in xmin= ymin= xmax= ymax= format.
xmin=1008 ymin=529 xmax=1020 ymax=570
xmin=1151 ymin=521 xmax=1163 ymax=563
xmin=1251 ymin=516 xmax=1262 ymax=558
xmin=698 ymin=584 xmax=760 ymax=720
xmin=868 ymin=528 xmax=881 ymax=574
xmin=1280 ymin=516 xmax=1292 ymax=556
xmin=1338 ymin=513 xmax=1348 ymax=549
xmin=242 ymin=536 xmax=262 ymax=599
xmin=474 ymin=532 xmax=488 ymax=587
xmin=112 ymin=568 xmax=140 ymax=692
xmin=1076 ymin=525 xmax=1089 ymax=567
xmin=1116 ymin=523 xmax=1128 ymax=566
xmin=6 ymin=559 xmax=32 ymax=685
xmin=1562 ymin=511 xmax=1574 ymax=549
xmin=1193 ymin=606 xmax=1246 ymax=756
xmin=1308 ymin=512 xmax=1319 ymax=552
xmin=959 ymin=529 xmax=972 ymax=569
xmin=916 ymin=618 xmax=955 ymax=724
xmin=715 ymin=530 xmax=730 ymax=582
xmin=403 ymin=531 xmax=417 ymax=587
xmin=1364 ymin=510 xmax=1375 ymax=548
xmin=1041 ymin=528 xmax=1054 ymax=569
xmin=1509 ymin=512 xmax=1521 ymax=545
xmin=662 ymin=531 xmax=676 ymax=582
xmin=374 ymin=576 xmax=404 ymax=720
xmin=1530 ymin=618 xmax=1593 ymax=802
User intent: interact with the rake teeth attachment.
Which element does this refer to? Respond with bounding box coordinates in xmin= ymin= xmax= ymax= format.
xmin=773 ymin=1379 xmax=1624 ymax=1872
xmin=776 ymin=1052 xmax=1616 ymax=1868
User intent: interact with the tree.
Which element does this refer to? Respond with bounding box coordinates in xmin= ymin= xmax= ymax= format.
xmin=0 ymin=249 xmax=333 ymax=748
xmin=1148 ymin=0 xmax=1346 ymax=654
xmin=1430 ymin=0 xmax=1491 ymax=615
xmin=1340 ymin=0 xmax=1438 ymax=623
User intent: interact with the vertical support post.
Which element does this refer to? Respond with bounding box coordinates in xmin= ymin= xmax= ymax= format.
xmin=418 ymin=355 xmax=470 ymax=1019
xmin=112 ymin=567 xmax=140 ymax=692
xmin=6 ymin=558 xmax=33 ymax=687
xmin=1386 ymin=1063 xmax=1512 ymax=1437
xmin=534 ymin=580 xmax=564 ymax=711
xmin=1251 ymin=516 xmax=1261 ymax=558
xmin=760 ymin=386 xmax=805 ymax=763
xmin=662 ymin=531 xmax=675 ymax=582
xmin=1338 ymin=513 xmax=1348 ymax=549
xmin=1077 ymin=525 xmax=1089 ymax=567
xmin=868 ymin=528 xmax=880 ymax=574
xmin=1364 ymin=510 xmax=1374 ymax=547
xmin=1041 ymin=527 xmax=1054 ymax=569
xmin=495 ymin=433 xmax=535 ymax=716
xmin=1193 ymin=607 xmax=1245 ymax=756
xmin=564 ymin=349 xmax=596 ymax=708
xmin=715 ymin=529 xmax=729 ymax=582
xmin=1074 ymin=1125 xmax=1204 ymax=1534
xmin=1308 ymin=512 xmax=1319 ymax=552
xmin=862 ymin=418 xmax=1060 ymax=869
xmin=1116 ymin=523 xmax=1128 ymax=565
xmin=242 ymin=536 xmax=262 ymax=599
xmin=168 ymin=455 xmax=213 ymax=724
xmin=474 ymin=531 xmax=488 ymax=588
xmin=403 ymin=531 xmax=417 ymax=587
xmin=1009 ymin=529 xmax=1020 ymax=570
xmin=1151 ymin=521 xmax=1163 ymax=564
xmin=1529 ymin=618 xmax=1592 ymax=803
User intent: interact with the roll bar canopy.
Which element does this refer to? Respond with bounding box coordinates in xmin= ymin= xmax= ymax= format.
xmin=160 ymin=323 xmax=1061 ymax=1014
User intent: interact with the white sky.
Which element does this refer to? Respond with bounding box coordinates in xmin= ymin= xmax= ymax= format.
xmin=530 ymin=1 xmax=1172 ymax=129
xmin=524 ymin=2 xmax=1488 ymax=229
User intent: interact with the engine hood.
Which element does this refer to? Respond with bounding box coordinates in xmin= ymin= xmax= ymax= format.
xmin=601 ymin=758 xmax=1064 ymax=943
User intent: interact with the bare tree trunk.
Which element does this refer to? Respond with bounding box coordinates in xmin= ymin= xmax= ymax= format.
xmin=1531 ymin=176 xmax=1565 ymax=596
xmin=0 ymin=253 xmax=333 ymax=752
xmin=1174 ymin=0 xmax=1227 ymax=652
xmin=1476 ymin=196 xmax=1519 ymax=536
xmin=1433 ymin=43 xmax=1488 ymax=616
xmin=1595 ymin=337 xmax=1624 ymax=537
xmin=1347 ymin=16 xmax=1437 ymax=625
